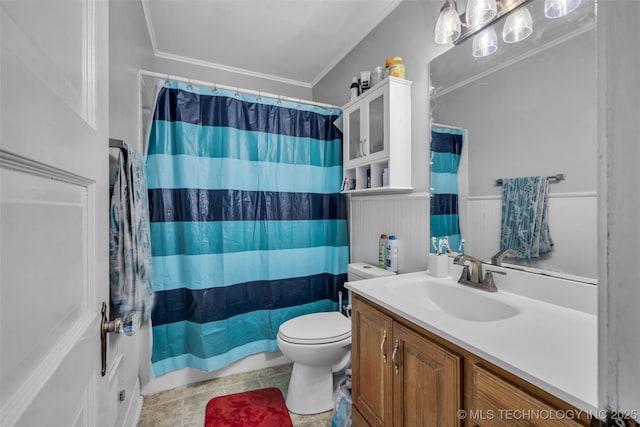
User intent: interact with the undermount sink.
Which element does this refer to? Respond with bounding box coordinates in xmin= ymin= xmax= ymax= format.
xmin=389 ymin=279 xmax=521 ymax=322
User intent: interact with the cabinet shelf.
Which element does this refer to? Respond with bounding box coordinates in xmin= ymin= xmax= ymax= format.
xmin=341 ymin=186 xmax=413 ymax=195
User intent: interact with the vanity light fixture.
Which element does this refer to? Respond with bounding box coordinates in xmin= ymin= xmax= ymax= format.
xmin=544 ymin=0 xmax=581 ymax=18
xmin=434 ymin=0 xmax=582 ymax=56
xmin=434 ymin=0 xmax=534 ymax=46
xmin=502 ymin=5 xmax=533 ymax=43
xmin=465 ymin=0 xmax=498 ymax=27
xmin=434 ymin=0 xmax=462 ymax=44
xmin=472 ymin=26 xmax=499 ymax=57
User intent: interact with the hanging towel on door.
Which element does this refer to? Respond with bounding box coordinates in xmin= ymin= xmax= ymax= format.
xmin=109 ymin=143 xmax=154 ymax=320
xmin=499 ymin=176 xmax=554 ymax=259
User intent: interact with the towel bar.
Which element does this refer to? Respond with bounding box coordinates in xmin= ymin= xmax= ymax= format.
xmin=495 ymin=173 xmax=565 ymax=186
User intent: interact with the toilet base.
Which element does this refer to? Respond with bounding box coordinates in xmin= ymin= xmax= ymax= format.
xmin=285 ymin=363 xmax=335 ymax=415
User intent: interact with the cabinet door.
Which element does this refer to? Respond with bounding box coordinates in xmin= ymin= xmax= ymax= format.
xmin=367 ymin=89 xmax=386 ymax=157
xmin=352 ymin=297 xmax=394 ymax=427
xmin=344 ymin=104 xmax=364 ymax=168
xmin=469 ymin=364 xmax=585 ymax=427
xmin=392 ymin=323 xmax=462 ymax=427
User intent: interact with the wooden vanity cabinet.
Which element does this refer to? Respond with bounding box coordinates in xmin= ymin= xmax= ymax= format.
xmin=351 ymin=294 xmax=591 ymax=427
xmin=351 ymin=296 xmax=462 ymax=427
xmin=468 ymin=364 xmax=585 ymax=427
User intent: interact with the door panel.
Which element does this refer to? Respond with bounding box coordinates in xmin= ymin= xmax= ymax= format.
xmin=352 ymin=297 xmax=393 ymax=427
xmin=1 ymin=0 xmax=109 ymax=424
xmin=1 ymin=167 xmax=92 ymax=398
xmin=392 ymin=322 xmax=462 ymax=427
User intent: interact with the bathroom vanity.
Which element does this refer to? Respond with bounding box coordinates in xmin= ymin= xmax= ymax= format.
xmin=346 ymin=269 xmax=597 ymax=427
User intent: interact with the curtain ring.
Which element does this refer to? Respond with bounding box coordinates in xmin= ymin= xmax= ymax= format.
xmin=277 ymin=96 xmax=282 ymax=105
xmin=187 ymin=79 xmax=193 ymax=90
xmin=256 ymin=91 xmax=262 ymax=102
xmin=165 ymin=74 xmax=170 ymax=86
xmin=235 ymin=88 xmax=240 ymax=98
xmin=297 ymin=99 xmax=302 ymax=108
xmin=212 ymin=83 xmax=218 ymax=95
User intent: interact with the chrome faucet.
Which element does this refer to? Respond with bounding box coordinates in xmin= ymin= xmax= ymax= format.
xmin=453 ymin=254 xmax=505 ymax=292
xmin=454 ymin=254 xmax=483 ymax=283
xmin=491 ymin=249 xmax=516 ymax=266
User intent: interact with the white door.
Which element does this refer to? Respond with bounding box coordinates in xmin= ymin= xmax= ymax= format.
xmin=1 ymin=1 xmax=110 ymax=426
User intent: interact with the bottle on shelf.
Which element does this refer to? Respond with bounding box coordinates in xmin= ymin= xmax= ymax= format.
xmin=386 ymin=235 xmax=398 ymax=272
xmin=388 ymin=57 xmax=406 ymax=80
xmin=350 ymin=76 xmax=360 ymax=100
xmin=378 ymin=234 xmax=388 ymax=269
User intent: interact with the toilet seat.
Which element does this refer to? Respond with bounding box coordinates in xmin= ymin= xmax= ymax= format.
xmin=278 ymin=312 xmax=351 ymax=345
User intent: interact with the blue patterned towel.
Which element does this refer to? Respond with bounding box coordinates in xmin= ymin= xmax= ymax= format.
xmin=109 ymin=143 xmax=154 ymax=320
xmin=500 ymin=176 xmax=554 ymax=260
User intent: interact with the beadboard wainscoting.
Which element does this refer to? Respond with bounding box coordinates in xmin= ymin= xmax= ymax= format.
xmin=348 ymin=193 xmax=430 ymax=273
xmin=466 ymin=192 xmax=598 ymax=281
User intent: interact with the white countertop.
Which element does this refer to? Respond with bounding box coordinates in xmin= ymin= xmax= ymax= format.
xmin=345 ymin=270 xmax=598 ymax=412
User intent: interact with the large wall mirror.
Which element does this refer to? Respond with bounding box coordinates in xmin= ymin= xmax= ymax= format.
xmin=429 ymin=0 xmax=597 ymax=283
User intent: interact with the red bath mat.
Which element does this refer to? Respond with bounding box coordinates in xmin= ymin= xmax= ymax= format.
xmin=204 ymin=387 xmax=293 ymax=427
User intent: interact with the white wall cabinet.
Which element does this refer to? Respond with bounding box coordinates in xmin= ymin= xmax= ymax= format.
xmin=342 ymin=77 xmax=412 ymax=194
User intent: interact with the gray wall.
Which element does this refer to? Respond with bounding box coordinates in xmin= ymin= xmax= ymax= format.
xmin=433 ymin=29 xmax=597 ymax=196
xmin=109 ymin=1 xmax=154 ymax=424
xmin=110 ymin=0 xmax=154 ymax=150
xmin=313 ymin=1 xmax=448 ymax=272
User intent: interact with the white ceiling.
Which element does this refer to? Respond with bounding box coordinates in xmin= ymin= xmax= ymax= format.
xmin=141 ymin=0 xmax=403 ymax=87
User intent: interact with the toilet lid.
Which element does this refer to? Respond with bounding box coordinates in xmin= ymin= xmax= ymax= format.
xmin=278 ymin=312 xmax=351 ymax=344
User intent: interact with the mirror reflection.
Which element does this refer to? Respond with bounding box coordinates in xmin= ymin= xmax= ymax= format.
xmin=429 ymin=0 xmax=597 ymax=282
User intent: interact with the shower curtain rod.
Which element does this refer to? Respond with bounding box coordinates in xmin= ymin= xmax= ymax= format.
xmin=139 ymin=70 xmax=340 ymax=111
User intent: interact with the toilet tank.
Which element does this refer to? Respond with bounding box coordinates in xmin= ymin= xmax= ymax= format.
xmin=346 ymin=262 xmax=396 ymax=306
xmin=348 ymin=262 xmax=396 ymax=281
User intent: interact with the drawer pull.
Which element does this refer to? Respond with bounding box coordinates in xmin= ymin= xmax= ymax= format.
xmin=392 ymin=339 xmax=400 ymax=374
xmin=380 ymin=329 xmax=387 ymax=363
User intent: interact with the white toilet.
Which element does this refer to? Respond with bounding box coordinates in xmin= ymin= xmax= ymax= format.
xmin=277 ymin=262 xmax=395 ymax=414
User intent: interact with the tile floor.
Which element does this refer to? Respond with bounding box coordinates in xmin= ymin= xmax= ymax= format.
xmin=137 ymin=363 xmax=334 ymax=427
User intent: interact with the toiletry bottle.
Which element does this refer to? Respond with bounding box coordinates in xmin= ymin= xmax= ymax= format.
xmin=350 ymin=76 xmax=359 ymax=100
xmin=378 ymin=234 xmax=388 ymax=269
xmin=388 ymin=57 xmax=406 ymax=79
xmin=384 ymin=58 xmax=393 ymax=77
xmin=360 ymin=70 xmax=371 ymax=93
xmin=386 ymin=235 xmax=398 ymax=272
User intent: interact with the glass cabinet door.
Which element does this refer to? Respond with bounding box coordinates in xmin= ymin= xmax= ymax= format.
xmin=348 ymin=107 xmax=362 ymax=161
xmin=368 ymin=93 xmax=385 ymax=155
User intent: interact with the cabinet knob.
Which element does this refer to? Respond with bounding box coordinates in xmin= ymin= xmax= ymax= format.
xmin=380 ymin=329 xmax=387 ymax=363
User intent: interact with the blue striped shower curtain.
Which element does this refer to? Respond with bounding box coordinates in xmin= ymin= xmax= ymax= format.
xmin=430 ymin=127 xmax=464 ymax=253
xmin=146 ymin=81 xmax=349 ymax=376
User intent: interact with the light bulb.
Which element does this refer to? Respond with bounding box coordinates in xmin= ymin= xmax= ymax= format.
xmin=465 ymin=0 xmax=497 ymax=27
xmin=502 ymin=6 xmax=533 ymax=43
xmin=435 ymin=0 xmax=462 ymax=44
xmin=472 ymin=26 xmax=498 ymax=58
xmin=544 ymin=0 xmax=581 ymax=18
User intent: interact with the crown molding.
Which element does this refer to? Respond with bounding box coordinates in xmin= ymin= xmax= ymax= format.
xmin=153 ymin=51 xmax=312 ymax=88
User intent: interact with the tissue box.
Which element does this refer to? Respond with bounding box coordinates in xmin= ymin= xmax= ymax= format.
xmin=428 ymin=253 xmax=449 ymax=278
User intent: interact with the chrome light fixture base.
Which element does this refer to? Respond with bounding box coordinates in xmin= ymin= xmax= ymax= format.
xmin=454 ymin=0 xmax=534 ymax=45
